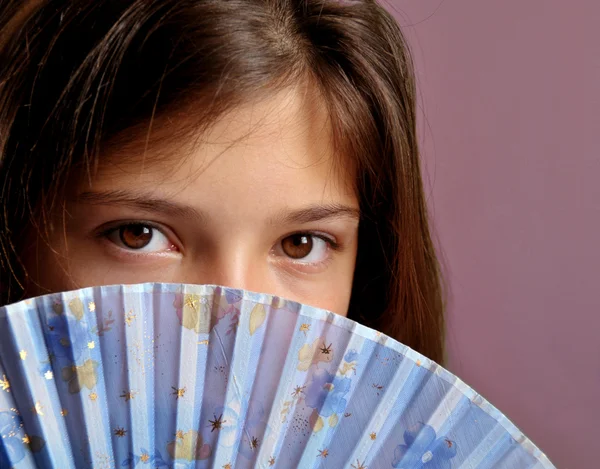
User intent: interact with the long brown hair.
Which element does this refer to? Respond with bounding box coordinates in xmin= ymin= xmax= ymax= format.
xmin=0 ymin=0 xmax=446 ymax=363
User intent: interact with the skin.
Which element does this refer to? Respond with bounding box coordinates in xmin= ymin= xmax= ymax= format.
xmin=25 ymin=85 xmax=360 ymax=316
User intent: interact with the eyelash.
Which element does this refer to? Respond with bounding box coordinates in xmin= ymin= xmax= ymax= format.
xmin=274 ymin=232 xmax=340 ymax=269
xmin=300 ymin=233 xmax=340 ymax=250
xmin=95 ymin=222 xmax=341 ymax=259
xmin=95 ymin=221 xmax=177 ymax=251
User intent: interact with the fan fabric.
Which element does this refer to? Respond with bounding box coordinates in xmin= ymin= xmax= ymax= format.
xmin=0 ymin=283 xmax=555 ymax=469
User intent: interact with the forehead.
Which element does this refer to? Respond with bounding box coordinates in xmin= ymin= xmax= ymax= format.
xmin=85 ymin=85 xmax=356 ymax=204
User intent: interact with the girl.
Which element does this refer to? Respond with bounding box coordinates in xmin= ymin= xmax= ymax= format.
xmin=0 ymin=0 xmax=445 ymax=364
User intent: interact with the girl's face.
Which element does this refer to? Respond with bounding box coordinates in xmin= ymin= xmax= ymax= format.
xmin=25 ymin=86 xmax=360 ymax=316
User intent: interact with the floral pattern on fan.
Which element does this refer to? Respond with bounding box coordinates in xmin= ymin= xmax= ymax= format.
xmin=0 ymin=283 xmax=556 ymax=469
xmin=0 ymin=410 xmax=45 ymax=467
xmin=393 ymin=423 xmax=457 ymax=469
xmin=44 ymin=313 xmax=90 ymax=361
xmin=305 ymin=368 xmax=352 ymax=431
xmin=0 ymin=410 xmax=27 ymax=465
xmin=212 ymin=396 xmax=271 ymax=457
xmin=61 ymin=359 xmax=99 ymax=394
xmin=166 ymin=430 xmax=211 ymax=462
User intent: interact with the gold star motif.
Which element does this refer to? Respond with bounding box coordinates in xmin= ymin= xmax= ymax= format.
xmin=19 ymin=350 xmax=27 ymax=360
xmin=249 ymin=436 xmax=259 ymax=450
xmin=87 ymin=341 xmax=95 ymax=349
xmin=370 ymin=432 xmax=377 ymax=440
xmin=416 ymin=359 xmax=422 ymax=367
xmin=114 ymin=427 xmax=127 ymax=437
xmin=317 ymin=448 xmax=329 ymax=458
xmin=175 ymin=430 xmax=185 ymax=440
xmin=125 ymin=310 xmax=136 ymax=326
xmin=319 ymin=343 xmax=332 ymax=355
xmin=299 ymin=323 xmax=310 ymax=335
xmin=208 ymin=413 xmax=225 ymax=432
xmin=184 ymin=295 xmax=199 ymax=311
xmin=222 ymin=464 xmax=231 ymax=469
xmin=61 ymin=408 xmax=68 ymax=416
xmin=89 ymin=392 xmax=98 ymax=401
xmin=140 ymin=452 xmax=150 ymax=462
xmin=351 ymin=459 xmax=367 ymax=469
xmin=22 ymin=434 xmax=30 ymax=444
xmin=268 ymin=456 xmax=276 ymax=465
xmin=171 ymin=386 xmax=186 ymax=399
xmin=44 ymin=370 xmax=53 ymax=380
xmin=88 ymin=301 xmax=96 ymax=312
xmin=32 ymin=401 xmax=44 ymax=416
xmin=197 ymin=339 xmax=209 ymax=345
xmin=0 ymin=375 xmax=9 ymax=391
xmin=292 ymin=385 xmax=305 ymax=397
xmin=120 ymin=390 xmax=136 ymax=401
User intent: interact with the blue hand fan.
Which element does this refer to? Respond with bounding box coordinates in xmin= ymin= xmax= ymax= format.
xmin=0 ymin=283 xmax=555 ymax=469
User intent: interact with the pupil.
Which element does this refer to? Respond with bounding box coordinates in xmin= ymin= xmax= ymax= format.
xmin=120 ymin=225 xmax=152 ymax=249
xmin=282 ymin=234 xmax=313 ymax=259
xmin=293 ymin=235 xmax=306 ymax=246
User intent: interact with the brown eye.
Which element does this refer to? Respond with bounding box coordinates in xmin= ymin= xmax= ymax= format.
xmin=119 ymin=225 xmax=152 ymax=249
xmin=281 ymin=234 xmax=313 ymax=259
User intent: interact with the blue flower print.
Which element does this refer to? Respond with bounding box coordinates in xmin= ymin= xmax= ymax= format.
xmin=305 ymin=368 xmax=352 ymax=417
xmin=344 ymin=350 xmax=359 ymax=362
xmin=45 ymin=314 xmax=90 ymax=362
xmin=338 ymin=349 xmax=360 ymax=376
xmin=0 ymin=410 xmax=25 ymax=466
xmin=212 ymin=401 xmax=241 ymax=448
xmin=214 ymin=398 xmax=271 ymax=459
xmin=392 ymin=423 xmax=457 ymax=469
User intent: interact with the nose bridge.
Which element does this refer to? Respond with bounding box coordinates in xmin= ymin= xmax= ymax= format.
xmin=213 ymin=249 xmax=253 ymax=290
xmin=190 ymin=242 xmax=270 ymax=293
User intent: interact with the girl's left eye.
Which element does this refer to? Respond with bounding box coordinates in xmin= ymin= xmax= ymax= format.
xmin=276 ymin=233 xmax=333 ymax=264
xmin=105 ymin=224 xmax=176 ymax=252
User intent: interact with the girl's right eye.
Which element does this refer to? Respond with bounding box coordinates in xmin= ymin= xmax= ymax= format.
xmin=105 ymin=224 xmax=177 ymax=253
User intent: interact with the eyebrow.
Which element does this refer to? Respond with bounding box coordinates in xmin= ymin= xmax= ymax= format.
xmin=76 ymin=190 xmax=360 ymax=225
xmin=77 ymin=190 xmax=207 ymax=223
xmin=271 ymin=204 xmax=360 ymax=225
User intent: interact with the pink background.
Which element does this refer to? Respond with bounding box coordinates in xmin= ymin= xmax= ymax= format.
xmin=389 ymin=1 xmax=600 ymax=467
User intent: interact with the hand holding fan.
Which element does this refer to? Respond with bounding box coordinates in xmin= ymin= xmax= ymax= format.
xmin=0 ymin=283 xmax=555 ymax=468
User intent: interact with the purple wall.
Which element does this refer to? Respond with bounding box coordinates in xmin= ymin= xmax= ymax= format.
xmin=389 ymin=1 xmax=600 ymax=467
